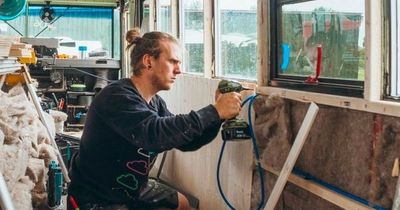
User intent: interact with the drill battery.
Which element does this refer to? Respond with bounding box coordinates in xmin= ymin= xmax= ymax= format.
xmin=221 ymin=119 xmax=251 ymax=141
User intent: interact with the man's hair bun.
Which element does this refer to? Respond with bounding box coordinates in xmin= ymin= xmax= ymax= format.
xmin=126 ymin=28 xmax=141 ymax=49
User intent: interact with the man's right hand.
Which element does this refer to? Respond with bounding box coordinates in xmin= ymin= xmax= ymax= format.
xmin=214 ymin=92 xmax=242 ymax=120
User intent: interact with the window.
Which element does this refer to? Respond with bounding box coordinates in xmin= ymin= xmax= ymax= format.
xmin=215 ymin=0 xmax=258 ymax=80
xmin=1 ymin=6 xmax=120 ymax=58
xmin=269 ymin=0 xmax=365 ymax=97
xmin=30 ymin=6 xmax=119 ymax=58
xmin=180 ymin=0 xmax=204 ymax=74
xmin=389 ymin=0 xmax=400 ymax=98
xmin=157 ymin=0 xmax=172 ymax=34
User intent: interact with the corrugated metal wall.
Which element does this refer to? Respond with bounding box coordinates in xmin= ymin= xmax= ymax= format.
xmin=1 ymin=5 xmax=120 ymax=58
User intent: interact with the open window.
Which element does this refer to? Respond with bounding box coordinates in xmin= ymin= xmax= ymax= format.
xmin=269 ymin=0 xmax=366 ymax=97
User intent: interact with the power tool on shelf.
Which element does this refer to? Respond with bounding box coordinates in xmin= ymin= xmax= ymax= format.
xmin=218 ymin=79 xmax=252 ymax=141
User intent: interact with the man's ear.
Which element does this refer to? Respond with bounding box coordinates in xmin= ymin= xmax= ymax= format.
xmin=142 ymin=54 xmax=152 ymax=69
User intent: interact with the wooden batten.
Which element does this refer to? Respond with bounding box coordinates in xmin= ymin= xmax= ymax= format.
xmin=265 ymin=165 xmax=375 ymax=210
xmin=257 ymin=86 xmax=400 ymax=118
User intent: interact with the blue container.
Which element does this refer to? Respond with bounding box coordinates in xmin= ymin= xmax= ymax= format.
xmin=78 ymin=45 xmax=88 ymax=59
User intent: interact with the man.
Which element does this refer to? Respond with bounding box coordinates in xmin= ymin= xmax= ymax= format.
xmin=67 ymin=30 xmax=242 ymax=210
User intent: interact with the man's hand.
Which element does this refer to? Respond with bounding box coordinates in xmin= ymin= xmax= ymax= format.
xmin=214 ymin=92 xmax=242 ymax=120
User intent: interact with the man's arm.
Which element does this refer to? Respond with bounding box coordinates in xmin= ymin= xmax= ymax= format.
xmin=94 ymin=92 xmax=215 ymax=152
xmin=94 ymin=86 xmax=241 ymax=153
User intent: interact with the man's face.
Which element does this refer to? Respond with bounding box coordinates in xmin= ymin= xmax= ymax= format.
xmin=150 ymin=40 xmax=182 ymax=91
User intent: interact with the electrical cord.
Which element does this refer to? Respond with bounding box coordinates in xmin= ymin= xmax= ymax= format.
xmin=247 ymin=94 xmax=266 ymax=210
xmin=217 ymin=94 xmax=265 ymax=210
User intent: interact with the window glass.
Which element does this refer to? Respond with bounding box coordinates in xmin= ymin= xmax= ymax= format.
xmin=157 ymin=0 xmax=172 ymax=34
xmin=182 ymin=0 xmax=204 ymax=73
xmin=26 ymin=6 xmax=118 ymax=58
xmin=1 ymin=6 xmax=119 ymax=58
xmin=278 ymin=0 xmax=365 ymax=81
xmin=390 ymin=0 xmax=400 ymax=97
xmin=216 ymin=0 xmax=257 ymax=79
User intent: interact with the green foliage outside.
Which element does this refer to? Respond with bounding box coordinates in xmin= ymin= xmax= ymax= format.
xmin=280 ymin=8 xmax=365 ymax=81
xmin=221 ymin=41 xmax=257 ymax=78
xmin=184 ymin=10 xmax=258 ymax=78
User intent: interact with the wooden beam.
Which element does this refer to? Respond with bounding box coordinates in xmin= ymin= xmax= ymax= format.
xmin=264 ymin=102 xmax=319 ymax=210
xmin=257 ymin=0 xmax=268 ymax=86
xmin=393 ymin=175 xmax=400 ymax=210
xmin=265 ymin=165 xmax=375 ymax=210
xmin=203 ymin=0 xmax=213 ymax=78
xmin=364 ymin=0 xmax=383 ymax=101
xmin=258 ymin=86 xmax=400 ymax=118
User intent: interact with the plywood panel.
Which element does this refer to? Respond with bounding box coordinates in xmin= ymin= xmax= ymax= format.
xmin=157 ymin=74 xmax=254 ymax=210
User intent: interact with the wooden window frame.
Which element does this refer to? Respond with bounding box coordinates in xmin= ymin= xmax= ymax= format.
xmin=258 ymin=0 xmax=400 ymax=118
xmin=151 ymin=0 xmax=400 ymax=117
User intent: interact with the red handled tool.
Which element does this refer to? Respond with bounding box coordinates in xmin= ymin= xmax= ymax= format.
xmin=69 ymin=195 xmax=80 ymax=210
xmin=305 ymin=44 xmax=322 ymax=84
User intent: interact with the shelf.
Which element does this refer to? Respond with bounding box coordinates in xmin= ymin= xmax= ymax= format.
xmin=66 ymin=123 xmax=85 ymax=128
xmin=67 ymin=105 xmax=87 ymax=109
xmin=66 ymin=91 xmax=95 ymax=95
xmin=37 ymin=88 xmax=67 ymax=92
xmin=37 ymin=58 xmax=120 ymax=69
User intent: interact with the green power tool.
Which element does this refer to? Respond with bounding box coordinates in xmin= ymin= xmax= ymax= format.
xmin=218 ymin=79 xmax=252 ymax=141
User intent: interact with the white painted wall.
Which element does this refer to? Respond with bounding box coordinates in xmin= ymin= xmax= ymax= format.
xmin=154 ymin=74 xmax=254 ymax=210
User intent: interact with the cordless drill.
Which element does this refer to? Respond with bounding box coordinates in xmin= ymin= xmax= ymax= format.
xmin=218 ymin=79 xmax=252 ymax=141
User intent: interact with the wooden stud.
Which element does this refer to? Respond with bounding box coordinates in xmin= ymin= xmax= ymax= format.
xmin=265 ymin=165 xmax=375 ymax=210
xmin=21 ymin=65 xmax=70 ymax=183
xmin=392 ymin=158 xmax=399 ymax=177
xmin=264 ymin=102 xmax=319 ymax=210
xmin=257 ymin=0 xmax=268 ymax=86
xmin=257 ymin=86 xmax=400 ymax=118
xmin=203 ymin=0 xmax=213 ymax=78
xmin=392 ymin=175 xmax=400 ymax=210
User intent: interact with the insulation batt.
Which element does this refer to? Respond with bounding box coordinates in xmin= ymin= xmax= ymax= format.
xmin=49 ymin=110 xmax=67 ymax=133
xmin=250 ymin=94 xmax=292 ymax=209
xmin=11 ymin=176 xmax=34 ymax=210
xmin=0 ymin=84 xmax=59 ymax=210
xmin=251 ymin=95 xmax=400 ymax=209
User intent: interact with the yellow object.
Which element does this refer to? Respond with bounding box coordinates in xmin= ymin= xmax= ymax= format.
xmin=4 ymin=74 xmax=25 ymax=85
xmin=18 ymin=50 xmax=37 ymax=64
xmin=57 ymin=54 xmax=70 ymax=59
